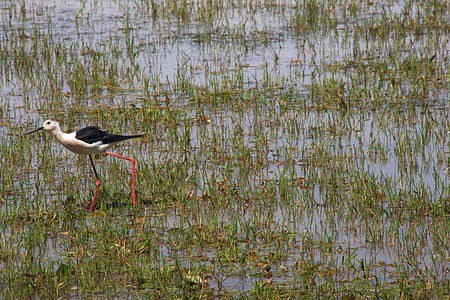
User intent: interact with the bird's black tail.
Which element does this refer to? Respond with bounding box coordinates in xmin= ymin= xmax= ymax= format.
xmin=105 ymin=134 xmax=144 ymax=144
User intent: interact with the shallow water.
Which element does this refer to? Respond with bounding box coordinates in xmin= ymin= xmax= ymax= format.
xmin=1 ymin=0 xmax=450 ymax=297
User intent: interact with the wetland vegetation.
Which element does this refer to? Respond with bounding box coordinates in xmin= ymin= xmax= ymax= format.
xmin=1 ymin=0 xmax=450 ymax=298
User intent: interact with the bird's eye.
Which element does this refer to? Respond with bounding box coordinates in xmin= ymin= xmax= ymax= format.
xmin=46 ymin=121 xmax=51 ymax=125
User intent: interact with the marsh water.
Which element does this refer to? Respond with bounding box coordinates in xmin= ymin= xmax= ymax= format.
xmin=1 ymin=0 xmax=450 ymax=297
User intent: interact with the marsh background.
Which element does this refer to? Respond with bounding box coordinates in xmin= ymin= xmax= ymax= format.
xmin=1 ymin=0 xmax=450 ymax=298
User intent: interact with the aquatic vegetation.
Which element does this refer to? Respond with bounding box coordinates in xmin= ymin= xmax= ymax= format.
xmin=1 ymin=0 xmax=449 ymax=298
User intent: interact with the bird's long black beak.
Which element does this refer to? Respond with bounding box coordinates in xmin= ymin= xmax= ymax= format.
xmin=24 ymin=127 xmax=44 ymax=135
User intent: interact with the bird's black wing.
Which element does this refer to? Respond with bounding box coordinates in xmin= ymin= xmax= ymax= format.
xmin=75 ymin=126 xmax=109 ymax=144
xmin=76 ymin=126 xmax=143 ymax=144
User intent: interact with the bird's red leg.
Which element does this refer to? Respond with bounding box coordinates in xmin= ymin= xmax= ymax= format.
xmin=89 ymin=155 xmax=101 ymax=212
xmin=105 ymin=151 xmax=136 ymax=206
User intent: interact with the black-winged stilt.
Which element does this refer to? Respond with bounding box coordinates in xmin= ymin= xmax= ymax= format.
xmin=25 ymin=119 xmax=143 ymax=211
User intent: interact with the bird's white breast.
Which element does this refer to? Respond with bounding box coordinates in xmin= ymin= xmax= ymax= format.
xmin=56 ymin=132 xmax=106 ymax=155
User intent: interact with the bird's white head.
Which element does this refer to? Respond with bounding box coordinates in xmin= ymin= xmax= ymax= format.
xmin=42 ymin=119 xmax=61 ymax=132
xmin=25 ymin=119 xmax=62 ymax=136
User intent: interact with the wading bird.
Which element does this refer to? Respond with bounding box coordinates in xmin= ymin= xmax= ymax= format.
xmin=25 ymin=119 xmax=143 ymax=211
